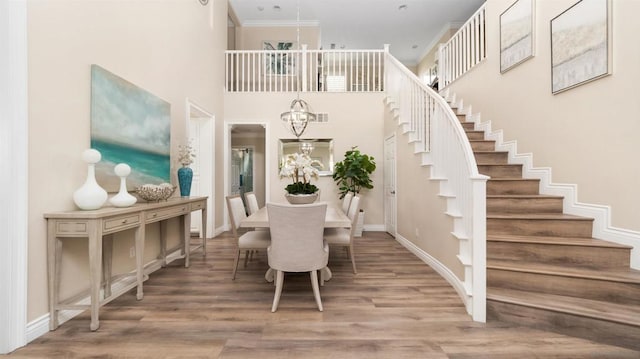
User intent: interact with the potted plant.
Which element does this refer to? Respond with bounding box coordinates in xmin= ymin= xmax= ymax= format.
xmin=332 ymin=146 xmax=376 ymax=236
xmin=280 ymin=152 xmax=323 ymax=204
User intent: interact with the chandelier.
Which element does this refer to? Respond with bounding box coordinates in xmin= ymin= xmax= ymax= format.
xmin=281 ymin=0 xmax=315 ymax=138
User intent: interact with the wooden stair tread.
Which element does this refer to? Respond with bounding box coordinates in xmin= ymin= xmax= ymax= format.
xmin=488 ymin=234 xmax=632 ymax=249
xmin=490 ymin=288 xmax=640 ymax=327
xmin=488 ymin=177 xmax=539 ymax=181
xmin=474 ymin=150 xmax=508 ymax=154
xmin=487 ymin=194 xmax=563 ymax=199
xmin=487 ymin=287 xmax=640 ymax=327
xmin=487 ymin=213 xmax=594 ymax=221
xmin=478 ymin=163 xmax=521 ymax=166
xmin=488 ymin=259 xmax=640 ymax=283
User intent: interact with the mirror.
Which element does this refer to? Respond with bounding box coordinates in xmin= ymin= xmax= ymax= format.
xmin=279 ymin=139 xmax=334 ymax=176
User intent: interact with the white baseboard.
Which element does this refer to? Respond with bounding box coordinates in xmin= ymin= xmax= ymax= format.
xmin=363 ymin=224 xmax=385 ymax=232
xmin=394 ymin=234 xmax=471 ymax=316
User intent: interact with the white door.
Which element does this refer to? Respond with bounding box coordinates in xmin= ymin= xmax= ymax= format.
xmin=187 ymin=101 xmax=214 ymax=239
xmin=384 ymin=134 xmax=397 ymax=236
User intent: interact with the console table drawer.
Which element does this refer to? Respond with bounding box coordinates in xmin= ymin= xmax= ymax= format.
xmin=103 ymin=214 xmax=141 ymax=232
xmin=190 ymin=201 xmax=206 ymax=211
xmin=145 ymin=205 xmax=189 ymax=222
xmin=56 ymin=221 xmax=89 ymax=236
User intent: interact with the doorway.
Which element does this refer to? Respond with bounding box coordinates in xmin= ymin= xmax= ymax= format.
xmin=225 ymin=123 xmax=268 ymax=226
xmin=230 ymin=146 xmax=255 ymax=205
xmin=186 ymin=100 xmax=214 ymax=239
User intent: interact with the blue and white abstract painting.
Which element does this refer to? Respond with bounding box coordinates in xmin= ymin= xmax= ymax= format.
xmin=90 ymin=65 xmax=171 ymax=191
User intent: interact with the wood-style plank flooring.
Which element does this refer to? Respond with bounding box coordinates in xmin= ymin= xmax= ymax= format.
xmin=6 ymin=232 xmax=640 ymax=358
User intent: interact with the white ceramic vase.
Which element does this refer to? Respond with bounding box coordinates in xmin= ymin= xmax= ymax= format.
xmin=73 ymin=149 xmax=108 ymax=210
xmin=109 ymin=163 xmax=137 ymax=207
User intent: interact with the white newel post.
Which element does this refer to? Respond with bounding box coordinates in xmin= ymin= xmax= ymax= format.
xmin=0 ymin=0 xmax=29 ymax=353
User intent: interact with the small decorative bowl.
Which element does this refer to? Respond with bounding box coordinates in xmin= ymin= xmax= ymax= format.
xmin=136 ymin=183 xmax=176 ymax=202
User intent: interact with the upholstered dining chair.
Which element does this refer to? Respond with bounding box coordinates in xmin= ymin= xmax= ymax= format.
xmin=244 ymin=191 xmax=260 ymax=215
xmin=226 ymin=195 xmax=271 ymax=280
xmin=267 ymin=202 xmax=328 ymax=312
xmin=325 ymin=195 xmax=360 ymax=274
xmin=341 ymin=192 xmax=353 ymax=214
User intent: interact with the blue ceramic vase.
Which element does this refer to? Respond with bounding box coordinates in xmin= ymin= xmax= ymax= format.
xmin=177 ymin=166 xmax=193 ymax=197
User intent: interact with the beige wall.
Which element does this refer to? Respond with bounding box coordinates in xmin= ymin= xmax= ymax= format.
xmin=236 ymin=25 xmax=321 ymax=50
xmin=448 ymin=0 xmax=640 ymax=232
xmin=27 ymin=0 xmax=226 ymax=321
xmin=224 ymin=93 xmax=385 ymax=225
xmin=416 ymin=28 xmax=458 ymax=78
xmin=383 ymin=107 xmax=464 ymax=280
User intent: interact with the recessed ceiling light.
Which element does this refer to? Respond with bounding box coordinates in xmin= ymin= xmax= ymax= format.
xmin=273 ymin=5 xmax=281 ymax=11
xmin=398 ymin=4 xmax=408 ymax=10
xmin=257 ymin=6 xmax=264 ymax=11
xmin=412 ymin=44 xmax=418 ymax=49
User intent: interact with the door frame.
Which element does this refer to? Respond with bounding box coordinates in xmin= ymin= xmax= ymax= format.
xmin=224 ymin=122 xmax=270 ymax=230
xmin=186 ymin=99 xmax=215 ymax=239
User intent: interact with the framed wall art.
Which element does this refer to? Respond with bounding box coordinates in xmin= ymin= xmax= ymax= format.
xmin=551 ymin=0 xmax=612 ymax=94
xmin=263 ymin=40 xmax=295 ymax=75
xmin=500 ymin=0 xmax=535 ymax=73
xmin=90 ymin=65 xmax=171 ymax=191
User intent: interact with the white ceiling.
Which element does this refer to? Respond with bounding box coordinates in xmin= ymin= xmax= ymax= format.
xmin=228 ymin=0 xmax=485 ymax=66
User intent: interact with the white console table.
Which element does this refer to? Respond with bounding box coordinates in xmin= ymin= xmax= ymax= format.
xmin=44 ymin=196 xmax=207 ymax=331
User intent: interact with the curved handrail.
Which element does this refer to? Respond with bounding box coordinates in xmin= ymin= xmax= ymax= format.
xmin=385 ymin=54 xmax=483 ymax=179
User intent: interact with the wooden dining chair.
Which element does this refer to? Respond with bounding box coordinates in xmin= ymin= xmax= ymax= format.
xmin=244 ymin=191 xmax=260 ymax=215
xmin=267 ymin=202 xmax=328 ymax=312
xmin=226 ymin=195 xmax=270 ymax=280
xmin=325 ymin=195 xmax=360 ymax=274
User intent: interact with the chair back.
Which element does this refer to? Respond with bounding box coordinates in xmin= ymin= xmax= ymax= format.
xmin=226 ymin=195 xmax=246 ymax=239
xmin=244 ymin=192 xmax=260 ymax=215
xmin=267 ymin=202 xmax=327 ymax=272
xmin=341 ymin=192 xmax=353 ymax=214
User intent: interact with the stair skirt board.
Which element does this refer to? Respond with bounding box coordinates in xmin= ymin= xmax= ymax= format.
xmin=451 ymin=93 xmax=640 ymax=270
xmin=487 ymin=299 xmax=640 ymax=351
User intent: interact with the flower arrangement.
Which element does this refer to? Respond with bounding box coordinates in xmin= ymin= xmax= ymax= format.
xmin=280 ymin=152 xmax=323 ymax=194
xmin=177 ymin=142 xmax=195 ymax=167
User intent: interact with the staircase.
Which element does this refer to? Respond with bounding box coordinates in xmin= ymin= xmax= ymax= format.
xmin=450 ymin=103 xmax=640 ymax=350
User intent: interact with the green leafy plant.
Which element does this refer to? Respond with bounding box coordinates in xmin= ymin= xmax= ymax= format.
xmin=332 ymin=146 xmax=376 ymax=199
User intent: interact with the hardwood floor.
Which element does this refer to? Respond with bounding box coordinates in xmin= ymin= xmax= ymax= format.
xmin=7 ymin=232 xmax=639 ymax=358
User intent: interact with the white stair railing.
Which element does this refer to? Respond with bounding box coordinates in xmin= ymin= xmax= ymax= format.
xmin=225 ymin=46 xmax=385 ymax=93
xmin=438 ymin=4 xmax=486 ymax=88
xmin=386 ymin=50 xmax=489 ymax=322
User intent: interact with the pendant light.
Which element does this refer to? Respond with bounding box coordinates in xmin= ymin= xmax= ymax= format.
xmin=280 ymin=0 xmax=316 ymax=138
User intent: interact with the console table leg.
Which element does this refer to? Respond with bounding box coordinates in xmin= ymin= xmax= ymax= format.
xmin=183 ymin=212 xmax=191 ymax=267
xmin=201 ymin=207 xmax=207 ymax=256
xmin=135 ymin=225 xmax=144 ymax=300
xmin=47 ymin=221 xmax=60 ymax=330
xmin=88 ymin=222 xmax=103 ymax=331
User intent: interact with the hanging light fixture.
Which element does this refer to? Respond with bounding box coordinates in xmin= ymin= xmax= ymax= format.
xmin=281 ymin=0 xmax=316 ymax=138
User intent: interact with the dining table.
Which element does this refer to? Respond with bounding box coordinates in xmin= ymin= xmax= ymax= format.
xmin=239 ymin=202 xmax=351 ymax=283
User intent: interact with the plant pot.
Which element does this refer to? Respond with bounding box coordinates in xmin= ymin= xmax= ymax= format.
xmin=354 ymin=209 xmax=364 ymax=237
xmin=285 ymin=193 xmax=318 ymax=205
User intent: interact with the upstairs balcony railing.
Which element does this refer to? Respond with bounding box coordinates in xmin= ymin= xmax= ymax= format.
xmin=438 ymin=4 xmax=486 ymax=88
xmin=225 ymin=46 xmax=385 ymax=93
